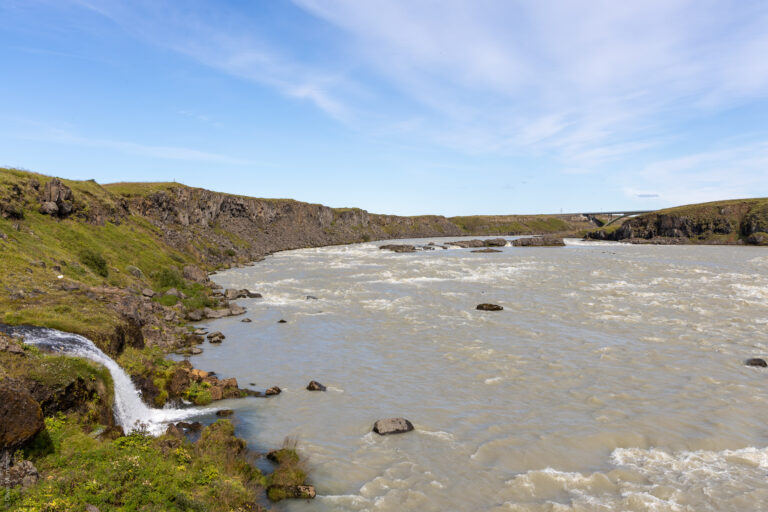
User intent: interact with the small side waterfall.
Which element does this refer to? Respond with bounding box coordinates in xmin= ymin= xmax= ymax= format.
xmin=16 ymin=327 xmax=198 ymax=435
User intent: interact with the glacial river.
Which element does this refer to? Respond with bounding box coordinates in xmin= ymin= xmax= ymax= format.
xmin=188 ymin=237 xmax=768 ymax=511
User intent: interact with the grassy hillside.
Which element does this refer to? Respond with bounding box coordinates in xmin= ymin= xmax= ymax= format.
xmin=0 ymin=169 xmax=201 ymax=345
xmin=449 ymin=213 xmax=596 ymax=235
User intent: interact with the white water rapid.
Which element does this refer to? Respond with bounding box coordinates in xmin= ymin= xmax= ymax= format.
xmin=19 ymin=327 xmax=197 ymax=435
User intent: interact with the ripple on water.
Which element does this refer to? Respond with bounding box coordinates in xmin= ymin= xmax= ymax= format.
xmin=194 ymin=239 xmax=768 ymax=512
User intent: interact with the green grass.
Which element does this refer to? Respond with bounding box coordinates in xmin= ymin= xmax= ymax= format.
xmin=11 ymin=418 xmax=263 ymax=512
xmin=449 ymin=214 xmax=585 ymax=235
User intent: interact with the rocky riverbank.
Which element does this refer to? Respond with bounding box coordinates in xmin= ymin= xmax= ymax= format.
xmin=585 ymin=198 xmax=768 ymax=245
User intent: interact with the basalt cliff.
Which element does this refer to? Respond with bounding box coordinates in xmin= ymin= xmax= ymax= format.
xmin=586 ymin=198 xmax=768 ymax=245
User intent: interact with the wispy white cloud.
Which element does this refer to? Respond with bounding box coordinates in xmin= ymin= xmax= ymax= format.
xmin=622 ymin=140 xmax=768 ymax=204
xmin=8 ymin=119 xmax=251 ymax=164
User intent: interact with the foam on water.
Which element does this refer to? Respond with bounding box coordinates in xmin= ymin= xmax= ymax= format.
xmin=19 ymin=327 xmax=198 ymax=434
xmin=187 ymin=238 xmax=768 ymax=511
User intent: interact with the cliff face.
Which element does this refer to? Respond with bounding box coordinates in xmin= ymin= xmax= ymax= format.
xmin=111 ymin=184 xmax=463 ymax=264
xmin=586 ymin=199 xmax=768 ymax=245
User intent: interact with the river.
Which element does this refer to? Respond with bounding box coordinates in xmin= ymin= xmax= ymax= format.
xmin=185 ymin=237 xmax=768 ymax=511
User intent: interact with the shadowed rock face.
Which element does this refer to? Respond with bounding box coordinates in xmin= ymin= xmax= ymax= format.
xmin=122 ymin=186 xmax=463 ymax=265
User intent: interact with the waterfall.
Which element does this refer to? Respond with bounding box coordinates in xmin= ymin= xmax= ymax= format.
xmin=16 ymin=327 xmax=198 ymax=435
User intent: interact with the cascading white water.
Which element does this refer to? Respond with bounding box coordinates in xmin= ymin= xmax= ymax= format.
xmin=19 ymin=327 xmax=197 ymax=435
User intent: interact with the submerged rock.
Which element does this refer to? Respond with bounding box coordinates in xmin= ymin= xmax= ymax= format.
xmin=241 ymin=318 xmax=252 ymax=323
xmin=746 ymin=358 xmax=767 ymax=367
xmin=306 ymin=380 xmax=326 ymax=391
xmin=446 ymin=239 xmax=485 ymax=248
xmin=373 ymin=418 xmax=414 ymax=435
xmin=278 ymin=319 xmax=287 ymax=324
xmin=216 ymin=409 xmax=234 ymax=417
xmin=476 ymin=303 xmax=503 ymax=311
xmin=471 ymin=248 xmax=502 ymax=253
xmin=380 ymin=244 xmax=416 ymax=253
xmin=484 ymin=238 xmax=507 ymax=247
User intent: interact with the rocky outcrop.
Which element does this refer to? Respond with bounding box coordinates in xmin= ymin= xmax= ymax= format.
xmin=380 ymin=244 xmax=416 ymax=253
xmin=745 ymin=358 xmax=767 ymax=367
xmin=0 ymin=382 xmax=44 ymax=452
xmin=306 ymin=380 xmax=326 ymax=391
xmin=115 ymin=185 xmax=463 ymax=266
xmin=586 ymin=199 xmax=768 ymax=245
xmin=512 ymin=237 xmax=565 ymax=247
xmin=373 ymin=418 xmax=414 ymax=435
xmin=39 ymin=178 xmax=75 ymax=217
xmin=476 ymin=303 xmax=503 ymax=311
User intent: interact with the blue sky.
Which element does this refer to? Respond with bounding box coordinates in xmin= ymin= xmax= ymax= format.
xmin=1 ymin=0 xmax=768 ymax=215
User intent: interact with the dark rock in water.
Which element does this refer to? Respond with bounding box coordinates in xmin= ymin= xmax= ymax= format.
xmin=176 ymin=421 xmax=203 ymax=432
xmin=0 ymin=382 xmax=44 ymax=450
xmin=278 ymin=319 xmax=287 ymax=324
xmin=165 ymin=423 xmax=184 ymax=437
xmin=373 ymin=418 xmax=414 ymax=435
xmin=476 ymin=303 xmax=503 ymax=311
xmin=207 ymin=331 xmax=225 ymax=343
xmin=243 ymin=389 xmax=262 ymax=397
xmin=446 ymin=239 xmax=485 ymax=248
xmin=306 ymin=380 xmax=327 ymax=391
xmin=380 ymin=244 xmax=417 ymax=253
xmin=746 ymin=358 xmax=767 ymax=367
xmin=216 ymin=409 xmax=234 ymax=417
xmin=267 ymin=484 xmax=317 ymax=501
xmin=229 ymin=304 xmax=246 ymax=316
xmin=484 ymin=238 xmax=507 ymax=247
xmin=471 ymin=248 xmax=502 ymax=253
xmin=241 ymin=318 xmax=252 ymax=323
xmin=265 ymin=386 xmax=282 ymax=396
xmin=245 ymin=290 xmax=262 ymax=298
xmin=306 ymin=295 xmax=318 ymax=300
xmin=204 ymin=307 xmax=230 ymax=319
xmin=512 ymin=237 xmax=565 ymax=247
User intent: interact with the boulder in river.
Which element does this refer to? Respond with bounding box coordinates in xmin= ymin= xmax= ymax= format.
xmin=745 ymin=358 xmax=767 ymax=367
xmin=306 ymin=380 xmax=327 ymax=391
xmin=241 ymin=318 xmax=252 ymax=323
xmin=512 ymin=237 xmax=565 ymax=247
xmin=229 ymin=304 xmax=246 ymax=316
xmin=278 ymin=319 xmax=287 ymax=324
xmin=484 ymin=238 xmax=508 ymax=247
xmin=216 ymin=409 xmax=234 ymax=417
xmin=373 ymin=418 xmax=414 ymax=435
xmin=265 ymin=386 xmax=282 ymax=396
xmin=476 ymin=303 xmax=503 ymax=311
xmin=207 ymin=332 xmax=225 ymax=343
xmin=446 ymin=239 xmax=485 ymax=248
xmin=471 ymin=248 xmax=502 ymax=253
xmin=380 ymin=244 xmax=416 ymax=253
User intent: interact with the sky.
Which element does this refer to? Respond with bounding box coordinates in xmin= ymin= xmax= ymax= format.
xmin=1 ymin=1 xmax=768 ymax=216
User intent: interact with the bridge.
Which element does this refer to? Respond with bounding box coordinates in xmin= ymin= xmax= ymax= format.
xmin=573 ymin=210 xmax=653 ymax=228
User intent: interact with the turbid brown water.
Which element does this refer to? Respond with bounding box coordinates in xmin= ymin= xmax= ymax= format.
xmin=186 ymin=237 xmax=768 ymax=511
